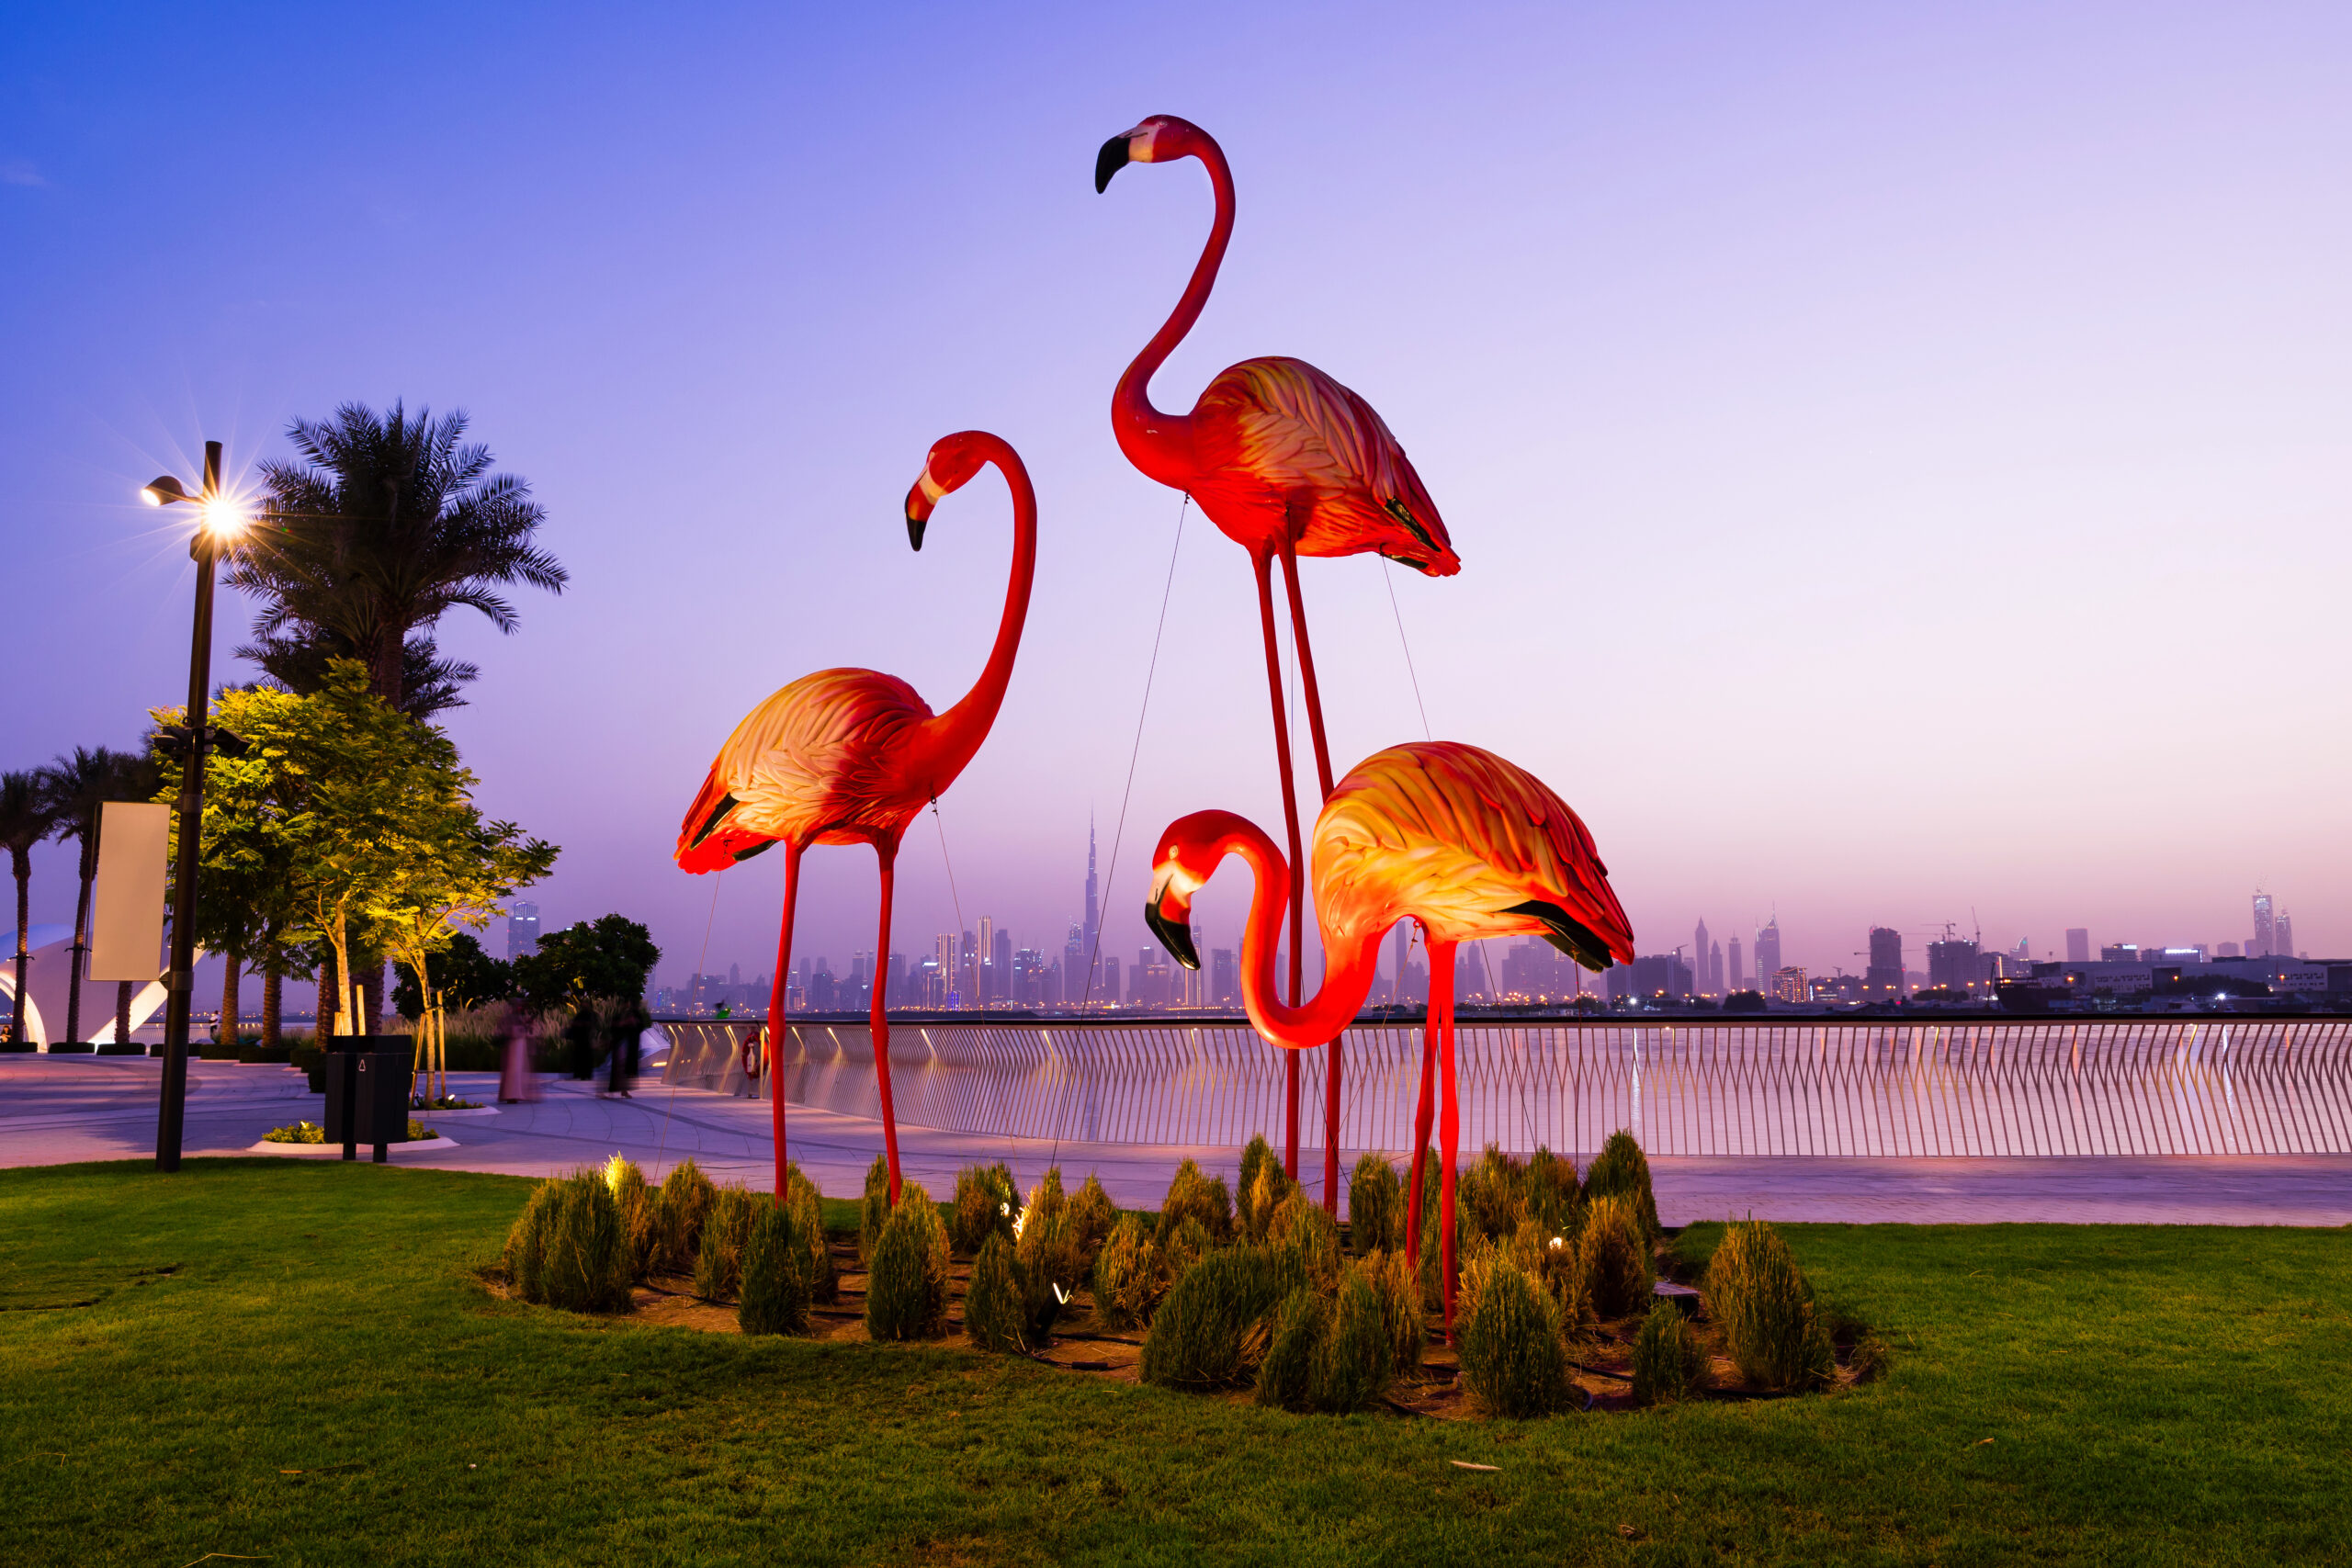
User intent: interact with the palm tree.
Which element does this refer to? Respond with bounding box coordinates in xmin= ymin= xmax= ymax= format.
xmin=39 ymin=747 xmax=135 ymax=1045
xmin=0 ymin=771 xmax=56 ymax=1046
xmin=245 ymin=626 xmax=479 ymax=721
xmin=228 ymin=400 xmax=566 ymax=713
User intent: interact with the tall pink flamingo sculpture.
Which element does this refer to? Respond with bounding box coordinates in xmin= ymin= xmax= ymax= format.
xmin=1144 ymin=742 xmax=1633 ymax=1336
xmin=1098 ymin=113 xmax=1463 ymax=1200
xmin=675 ymin=431 xmax=1036 ymax=1206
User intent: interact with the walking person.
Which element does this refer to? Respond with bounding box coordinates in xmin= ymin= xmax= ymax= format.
xmin=498 ymin=1000 xmax=539 ymax=1104
xmin=565 ymin=1000 xmax=598 ymax=1084
xmin=606 ymin=998 xmax=647 ymax=1099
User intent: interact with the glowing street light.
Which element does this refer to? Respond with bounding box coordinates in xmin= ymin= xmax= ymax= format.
xmin=141 ymin=440 xmax=241 ymax=1173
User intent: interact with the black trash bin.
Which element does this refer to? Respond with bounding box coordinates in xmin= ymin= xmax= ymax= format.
xmin=322 ymin=1037 xmax=413 ymax=1163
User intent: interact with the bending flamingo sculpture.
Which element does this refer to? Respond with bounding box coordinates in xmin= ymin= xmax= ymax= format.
xmin=1143 ymin=742 xmax=1633 ymax=1336
xmin=1098 ymin=113 xmax=1463 ymax=1200
xmin=675 ymin=431 xmax=1036 ymax=1206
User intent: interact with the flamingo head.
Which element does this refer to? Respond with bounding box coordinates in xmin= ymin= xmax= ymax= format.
xmin=675 ymin=761 xmax=776 ymax=874
xmin=904 ymin=431 xmax=992 ymax=551
xmin=1095 ymin=114 xmax=1209 ymax=193
xmin=1144 ymin=808 xmax=1261 ymax=971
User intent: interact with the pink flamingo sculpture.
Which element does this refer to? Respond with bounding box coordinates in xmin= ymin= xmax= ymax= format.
xmin=1098 ymin=113 xmax=1462 ymax=1200
xmin=675 ymin=431 xmax=1036 ymax=1206
xmin=1143 ymin=742 xmax=1633 ymax=1336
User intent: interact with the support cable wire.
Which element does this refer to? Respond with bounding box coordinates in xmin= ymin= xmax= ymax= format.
xmin=1060 ymin=495 xmax=1189 ymax=1166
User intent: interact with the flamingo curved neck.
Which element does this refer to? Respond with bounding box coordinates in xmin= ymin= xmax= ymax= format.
xmin=1222 ymin=818 xmax=1380 ymax=1046
xmin=920 ymin=439 xmax=1036 ymax=787
xmin=1112 ymin=137 xmax=1236 ymax=489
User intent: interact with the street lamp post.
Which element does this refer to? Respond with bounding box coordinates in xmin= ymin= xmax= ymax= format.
xmin=141 ymin=441 xmax=242 ymax=1172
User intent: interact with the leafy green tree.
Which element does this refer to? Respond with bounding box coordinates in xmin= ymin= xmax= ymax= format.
xmin=156 ymin=662 xmax=554 ymax=1046
xmin=390 ymin=932 xmax=513 ymax=1020
xmin=368 ymin=805 xmax=555 ymax=1100
xmin=230 ymin=400 xmax=566 ymax=713
xmin=513 ymin=915 xmax=662 ymax=1012
xmin=0 ymin=771 xmax=57 ymax=1045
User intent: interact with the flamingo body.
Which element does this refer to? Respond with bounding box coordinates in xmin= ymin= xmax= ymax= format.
xmin=1147 ymin=740 xmax=1633 ymax=1337
xmin=1156 ymin=355 xmax=1460 ymax=573
xmin=1313 ymin=742 xmax=1625 ymax=955
xmin=676 ymin=668 xmax=935 ymax=869
xmin=673 ymin=431 xmax=1037 ymax=1207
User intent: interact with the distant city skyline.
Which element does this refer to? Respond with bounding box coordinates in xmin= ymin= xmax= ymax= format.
xmin=9 ymin=6 xmax=2349 ymax=994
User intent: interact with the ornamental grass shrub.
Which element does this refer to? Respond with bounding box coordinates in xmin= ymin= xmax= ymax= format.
xmin=1268 ymin=1189 xmax=1342 ymax=1292
xmin=1524 ymin=1146 xmax=1584 ymax=1239
xmin=964 ymin=1232 xmax=1028 ymax=1353
xmin=1584 ymin=1129 xmax=1659 ymax=1240
xmin=786 ymin=1167 xmax=836 ymax=1303
xmin=603 ymin=1156 xmax=655 ymax=1279
xmin=1023 ymin=1166 xmax=1069 ymax=1228
xmin=1160 ymin=1214 xmax=1214 ymax=1280
xmin=1460 ymin=1144 xmax=1526 ymax=1239
xmin=1159 ymin=1157 xmax=1233 ymax=1243
xmin=1140 ymin=1245 xmax=1281 ymax=1388
xmin=1458 ymin=1261 xmax=1570 ymax=1417
xmin=503 ymin=1180 xmax=560 ymax=1303
xmin=1706 ymin=1219 xmax=1834 ymax=1390
xmin=949 ymin=1163 xmax=1017 ymax=1255
xmin=864 ymin=1182 xmax=950 ymax=1341
xmin=1579 ymin=1193 xmax=1654 ymax=1319
xmin=1066 ymin=1172 xmax=1117 ymax=1264
xmin=1254 ymin=1286 xmax=1329 ymax=1411
xmin=1364 ymin=1249 xmax=1424 ymax=1374
xmin=1318 ymin=1264 xmax=1394 ymax=1414
xmin=859 ymin=1156 xmax=892 ymax=1263
xmin=536 ymin=1171 xmax=634 ymax=1314
xmin=695 ymin=1184 xmax=763 ymax=1302
xmin=1630 ymin=1299 xmax=1708 ymax=1404
xmin=1238 ymin=1134 xmax=1289 ymax=1240
xmin=1347 ymin=1153 xmax=1402 ymax=1255
xmin=738 ymin=1204 xmax=811 ymax=1336
xmin=1090 ymin=1214 xmax=1160 ymax=1329
xmin=652 ymin=1160 xmax=716 ymax=1275
xmin=1016 ymin=1207 xmax=1083 ymax=1341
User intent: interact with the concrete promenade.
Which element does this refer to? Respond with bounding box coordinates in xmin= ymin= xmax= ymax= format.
xmin=3 ymin=1055 xmax=2348 ymax=1224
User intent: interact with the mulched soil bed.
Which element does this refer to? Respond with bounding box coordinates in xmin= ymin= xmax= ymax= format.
xmin=582 ymin=1235 xmax=1878 ymax=1418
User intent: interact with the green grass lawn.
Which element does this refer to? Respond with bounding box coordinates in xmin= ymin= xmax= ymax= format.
xmin=1 ymin=1160 xmax=2345 ymax=1566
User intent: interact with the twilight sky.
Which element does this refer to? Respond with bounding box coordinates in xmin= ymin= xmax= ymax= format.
xmin=5 ymin=2 xmax=2348 ymax=991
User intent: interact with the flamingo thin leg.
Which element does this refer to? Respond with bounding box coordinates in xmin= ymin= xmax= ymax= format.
xmin=763 ymin=842 xmax=805 ymax=1209
xmin=1278 ymin=539 xmax=1344 ymax=1212
xmin=1403 ymin=922 xmax=1437 ymax=1266
xmin=1252 ymin=549 xmax=1307 ymax=1179
xmin=1431 ymin=942 xmax=1460 ymax=1342
xmin=874 ymin=842 xmax=903 ymax=1205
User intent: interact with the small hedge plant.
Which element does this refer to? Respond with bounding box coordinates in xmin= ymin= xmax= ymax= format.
xmin=1458 ymin=1261 xmax=1570 ymax=1416
xmin=859 ymin=1156 xmax=893 ymax=1263
xmin=1140 ymin=1246 xmax=1281 ymax=1388
xmin=695 ymin=1185 xmax=764 ymax=1301
xmin=738 ymin=1204 xmax=811 ymax=1336
xmin=1347 ymin=1153 xmax=1401 ymax=1255
xmin=653 ymin=1159 xmax=716 ymax=1274
xmin=949 ymin=1162 xmax=1017 ymax=1255
xmin=865 ymin=1182 xmax=950 ymax=1341
xmin=1159 ymin=1157 xmax=1233 ymax=1243
xmin=504 ymin=1170 xmax=633 ymax=1314
xmin=1578 ymin=1193 xmax=1654 ymax=1319
xmin=1630 ymin=1299 xmax=1707 ymax=1404
xmin=965 ymin=1232 xmax=1029 ymax=1353
xmin=1584 ymin=1129 xmax=1658 ymax=1240
xmin=1705 ymin=1219 xmax=1834 ymax=1389
xmin=1091 ymin=1213 xmax=1160 ymax=1330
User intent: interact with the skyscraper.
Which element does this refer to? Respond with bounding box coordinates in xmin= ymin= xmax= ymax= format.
xmin=1063 ymin=922 xmax=1084 ymax=1005
xmin=1211 ymin=948 xmax=1238 ymax=1007
xmin=1083 ymin=817 xmax=1100 ymax=960
xmin=1693 ymin=919 xmax=1711 ymax=993
xmin=1728 ymin=935 xmax=1745 ymax=992
xmin=1754 ymin=917 xmax=1781 ymax=983
xmin=507 ymin=901 xmax=541 ymax=961
xmin=993 ymin=925 xmax=1012 ymax=1004
xmin=2276 ymin=912 xmax=2294 ymax=961
xmin=1864 ymin=927 xmax=1905 ymax=999
xmin=974 ymin=916 xmax=994 ymax=1004
xmin=2253 ymin=891 xmax=2275 ymax=958
xmin=1707 ymin=942 xmax=1724 ymax=996
xmin=2065 ymin=928 xmax=2091 ymax=964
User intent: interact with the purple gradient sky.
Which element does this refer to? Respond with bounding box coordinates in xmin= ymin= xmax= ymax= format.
xmin=6 ymin=3 xmax=2348 ymax=992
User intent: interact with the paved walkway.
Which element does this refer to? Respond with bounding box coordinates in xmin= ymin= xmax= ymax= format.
xmin=3 ymin=1056 xmax=2348 ymax=1224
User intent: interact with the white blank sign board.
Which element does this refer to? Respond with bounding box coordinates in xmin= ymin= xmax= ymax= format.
xmin=88 ymin=801 xmax=170 ymax=983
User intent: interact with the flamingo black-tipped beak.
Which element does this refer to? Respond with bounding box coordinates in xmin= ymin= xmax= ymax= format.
xmin=906 ymin=509 xmax=927 ymax=551
xmin=1095 ymin=134 xmax=1131 ymax=193
xmin=1506 ymin=899 xmax=1619 ymax=973
xmin=1145 ymin=898 xmax=1200 ymax=971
